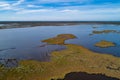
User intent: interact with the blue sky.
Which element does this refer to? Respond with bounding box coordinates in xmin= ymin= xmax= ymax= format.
xmin=0 ymin=0 xmax=120 ymax=21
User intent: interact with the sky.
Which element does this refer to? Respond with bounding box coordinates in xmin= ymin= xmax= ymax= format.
xmin=0 ymin=0 xmax=120 ymax=21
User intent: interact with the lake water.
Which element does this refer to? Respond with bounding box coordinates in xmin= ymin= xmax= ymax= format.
xmin=0 ymin=24 xmax=120 ymax=66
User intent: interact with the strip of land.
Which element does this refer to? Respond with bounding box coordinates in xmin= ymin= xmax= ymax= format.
xmin=0 ymin=21 xmax=120 ymax=29
xmin=92 ymin=30 xmax=120 ymax=34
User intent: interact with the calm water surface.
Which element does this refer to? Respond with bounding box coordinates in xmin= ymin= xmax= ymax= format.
xmin=0 ymin=24 xmax=120 ymax=64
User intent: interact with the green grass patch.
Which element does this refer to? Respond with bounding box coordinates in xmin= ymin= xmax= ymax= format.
xmin=42 ymin=34 xmax=76 ymax=45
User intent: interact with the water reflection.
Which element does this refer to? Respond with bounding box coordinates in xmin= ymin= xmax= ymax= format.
xmin=0 ymin=44 xmax=66 ymax=67
xmin=0 ymin=58 xmax=18 ymax=68
xmin=0 ymin=24 xmax=120 ymax=65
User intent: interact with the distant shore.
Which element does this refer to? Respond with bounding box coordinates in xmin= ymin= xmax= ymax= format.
xmin=0 ymin=21 xmax=120 ymax=29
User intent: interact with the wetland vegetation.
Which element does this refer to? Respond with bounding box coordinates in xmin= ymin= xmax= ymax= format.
xmin=91 ymin=30 xmax=120 ymax=35
xmin=0 ymin=34 xmax=120 ymax=80
xmin=0 ymin=22 xmax=120 ymax=80
xmin=42 ymin=34 xmax=76 ymax=45
xmin=95 ymin=40 xmax=116 ymax=48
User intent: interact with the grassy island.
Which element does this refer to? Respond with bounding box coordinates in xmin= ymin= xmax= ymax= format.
xmin=92 ymin=30 xmax=119 ymax=34
xmin=89 ymin=30 xmax=120 ymax=36
xmin=42 ymin=34 xmax=76 ymax=45
xmin=0 ymin=34 xmax=120 ymax=80
xmin=95 ymin=40 xmax=115 ymax=48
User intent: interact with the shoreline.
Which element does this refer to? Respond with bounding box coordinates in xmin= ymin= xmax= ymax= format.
xmin=18 ymin=44 xmax=120 ymax=80
xmin=0 ymin=21 xmax=120 ymax=29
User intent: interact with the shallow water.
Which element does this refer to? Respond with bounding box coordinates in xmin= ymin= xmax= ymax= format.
xmin=0 ymin=24 xmax=120 ymax=64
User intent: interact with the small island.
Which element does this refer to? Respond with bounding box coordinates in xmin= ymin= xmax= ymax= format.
xmin=95 ymin=40 xmax=115 ymax=48
xmin=42 ymin=34 xmax=76 ymax=45
xmin=92 ymin=30 xmax=118 ymax=34
xmin=89 ymin=30 xmax=120 ymax=36
xmin=92 ymin=26 xmax=98 ymax=29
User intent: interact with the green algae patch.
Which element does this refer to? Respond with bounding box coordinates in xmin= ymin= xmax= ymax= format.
xmin=95 ymin=40 xmax=115 ymax=48
xmin=42 ymin=34 xmax=76 ymax=45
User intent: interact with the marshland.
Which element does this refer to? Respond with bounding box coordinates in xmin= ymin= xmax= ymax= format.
xmin=0 ymin=21 xmax=120 ymax=80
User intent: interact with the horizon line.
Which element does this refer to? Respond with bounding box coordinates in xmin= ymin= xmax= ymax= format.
xmin=0 ymin=21 xmax=120 ymax=22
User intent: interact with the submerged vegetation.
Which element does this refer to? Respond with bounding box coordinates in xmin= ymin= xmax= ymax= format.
xmin=0 ymin=34 xmax=120 ymax=80
xmin=95 ymin=40 xmax=115 ymax=48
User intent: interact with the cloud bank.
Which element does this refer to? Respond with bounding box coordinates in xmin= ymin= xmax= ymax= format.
xmin=0 ymin=0 xmax=120 ymax=21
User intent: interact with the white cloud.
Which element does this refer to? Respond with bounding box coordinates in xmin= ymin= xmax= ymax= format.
xmin=0 ymin=0 xmax=120 ymax=21
xmin=15 ymin=6 xmax=120 ymax=15
xmin=12 ymin=0 xmax=25 ymax=6
xmin=27 ymin=4 xmax=42 ymax=8
xmin=60 ymin=9 xmax=79 ymax=13
xmin=38 ymin=0 xmax=88 ymax=3
xmin=0 ymin=0 xmax=24 ymax=11
xmin=0 ymin=2 xmax=10 ymax=7
xmin=16 ymin=9 xmax=53 ymax=14
xmin=80 ymin=8 xmax=120 ymax=14
xmin=0 ymin=2 xmax=12 ymax=10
